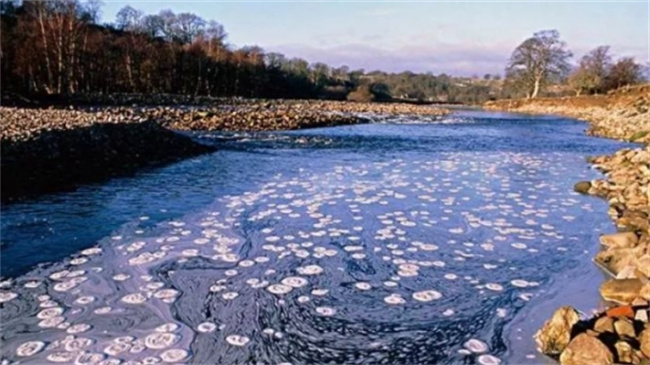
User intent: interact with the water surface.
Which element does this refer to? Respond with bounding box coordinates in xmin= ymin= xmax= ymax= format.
xmin=0 ymin=111 xmax=632 ymax=364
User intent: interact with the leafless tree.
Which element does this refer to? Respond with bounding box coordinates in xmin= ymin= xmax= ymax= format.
xmin=505 ymin=30 xmax=572 ymax=98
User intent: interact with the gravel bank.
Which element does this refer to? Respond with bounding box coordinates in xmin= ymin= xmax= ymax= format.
xmin=1 ymin=99 xmax=449 ymax=201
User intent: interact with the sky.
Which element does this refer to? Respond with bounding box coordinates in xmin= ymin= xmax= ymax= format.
xmin=100 ymin=0 xmax=649 ymax=76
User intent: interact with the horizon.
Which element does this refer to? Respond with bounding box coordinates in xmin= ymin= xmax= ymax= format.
xmin=99 ymin=0 xmax=650 ymax=76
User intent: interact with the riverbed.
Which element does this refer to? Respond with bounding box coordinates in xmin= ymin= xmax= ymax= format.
xmin=0 ymin=110 xmax=634 ymax=364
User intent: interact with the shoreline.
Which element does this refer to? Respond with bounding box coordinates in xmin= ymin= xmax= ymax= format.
xmin=485 ymin=86 xmax=650 ymax=364
xmin=1 ymin=100 xmax=449 ymax=201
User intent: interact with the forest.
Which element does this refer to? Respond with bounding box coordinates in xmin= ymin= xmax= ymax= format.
xmin=1 ymin=1 xmax=646 ymax=104
xmin=0 ymin=1 xmax=501 ymax=104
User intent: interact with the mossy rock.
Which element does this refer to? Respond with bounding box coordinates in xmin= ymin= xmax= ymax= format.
xmin=574 ymin=181 xmax=592 ymax=194
xmin=629 ymin=130 xmax=649 ymax=141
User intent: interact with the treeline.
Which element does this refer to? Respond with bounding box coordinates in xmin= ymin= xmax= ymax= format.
xmin=0 ymin=1 xmax=501 ymax=104
xmin=502 ymin=30 xmax=647 ymax=99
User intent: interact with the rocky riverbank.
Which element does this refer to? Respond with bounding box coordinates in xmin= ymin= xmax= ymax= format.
xmin=486 ymin=86 xmax=650 ymax=364
xmin=1 ymin=100 xmax=449 ymax=200
xmin=484 ymin=84 xmax=650 ymax=143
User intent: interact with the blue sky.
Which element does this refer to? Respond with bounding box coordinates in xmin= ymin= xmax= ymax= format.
xmin=100 ymin=1 xmax=649 ymax=76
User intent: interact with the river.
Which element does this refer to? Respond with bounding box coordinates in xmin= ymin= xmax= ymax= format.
xmin=0 ymin=110 xmax=634 ymax=364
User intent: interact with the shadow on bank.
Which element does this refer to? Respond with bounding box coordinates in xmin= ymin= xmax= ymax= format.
xmin=1 ymin=121 xmax=215 ymax=203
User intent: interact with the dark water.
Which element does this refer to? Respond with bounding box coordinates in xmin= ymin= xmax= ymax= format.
xmin=0 ymin=111 xmax=634 ymax=364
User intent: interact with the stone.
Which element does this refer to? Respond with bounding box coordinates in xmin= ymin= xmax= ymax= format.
xmin=535 ymin=306 xmax=580 ymax=355
xmin=640 ymin=327 xmax=650 ymax=358
xmin=641 ymin=282 xmax=650 ymax=301
xmin=600 ymin=279 xmax=645 ymax=305
xmin=594 ymin=316 xmax=615 ymax=333
xmin=636 ymin=255 xmax=650 ymax=278
xmin=600 ymin=232 xmax=639 ymax=248
xmin=632 ymin=298 xmax=648 ymax=306
xmin=606 ymin=305 xmax=635 ymax=318
xmin=574 ymin=181 xmax=592 ymax=194
xmin=585 ymin=329 xmax=600 ymax=337
xmin=636 ymin=309 xmax=649 ymax=323
xmin=596 ymin=248 xmax=638 ymax=275
xmin=559 ymin=334 xmax=614 ymax=365
xmin=616 ymin=341 xmax=634 ymax=364
xmin=614 ymin=318 xmax=636 ymax=337
xmin=618 ymin=265 xmax=639 ymax=279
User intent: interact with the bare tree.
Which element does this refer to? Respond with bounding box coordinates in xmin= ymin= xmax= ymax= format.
xmin=175 ymin=13 xmax=206 ymax=44
xmin=568 ymin=46 xmax=612 ymax=95
xmin=505 ymin=30 xmax=572 ymax=98
xmin=115 ymin=5 xmax=143 ymax=31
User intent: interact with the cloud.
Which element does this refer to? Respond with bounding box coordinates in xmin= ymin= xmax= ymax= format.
xmin=271 ymin=42 xmax=511 ymax=76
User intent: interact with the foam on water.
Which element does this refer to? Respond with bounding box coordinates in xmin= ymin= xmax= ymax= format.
xmin=1 ymin=111 xmax=630 ymax=364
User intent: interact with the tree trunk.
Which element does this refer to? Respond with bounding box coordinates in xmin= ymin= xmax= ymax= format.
xmin=125 ymin=54 xmax=135 ymax=91
xmin=36 ymin=7 xmax=54 ymax=94
xmin=531 ymin=77 xmax=541 ymax=99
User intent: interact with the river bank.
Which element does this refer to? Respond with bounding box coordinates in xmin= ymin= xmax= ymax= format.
xmin=486 ymin=85 xmax=650 ymax=364
xmin=1 ymin=100 xmax=448 ymax=201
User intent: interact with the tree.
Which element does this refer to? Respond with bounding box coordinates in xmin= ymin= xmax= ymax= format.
xmin=175 ymin=13 xmax=205 ymax=43
xmin=604 ymin=57 xmax=643 ymax=91
xmin=569 ymin=46 xmax=612 ymax=95
xmin=505 ymin=30 xmax=572 ymax=98
xmin=115 ymin=5 xmax=143 ymax=31
xmin=568 ymin=67 xmax=594 ymax=96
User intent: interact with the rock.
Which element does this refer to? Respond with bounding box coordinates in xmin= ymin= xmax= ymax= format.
xmin=614 ymin=318 xmax=636 ymax=337
xmin=632 ymin=298 xmax=649 ymax=306
xmin=535 ymin=306 xmax=581 ymax=355
xmin=636 ymin=309 xmax=648 ymax=323
xmin=559 ymin=333 xmax=614 ymax=365
xmin=640 ymin=327 xmax=650 ymax=358
xmin=616 ymin=341 xmax=634 ymax=363
xmin=600 ymin=279 xmax=645 ymax=305
xmin=641 ymin=282 xmax=650 ymax=301
xmin=618 ymin=265 xmax=639 ymax=279
xmin=594 ymin=316 xmax=615 ymax=333
xmin=574 ymin=181 xmax=592 ymax=194
xmin=606 ymin=305 xmax=635 ymax=318
xmin=596 ymin=248 xmax=638 ymax=275
xmin=600 ymin=232 xmax=639 ymax=248
xmin=635 ymin=255 xmax=650 ymax=278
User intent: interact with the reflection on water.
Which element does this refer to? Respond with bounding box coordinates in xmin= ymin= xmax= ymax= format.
xmin=0 ymin=111 xmax=633 ymax=364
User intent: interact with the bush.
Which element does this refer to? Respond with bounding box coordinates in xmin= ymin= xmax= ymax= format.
xmin=346 ymin=85 xmax=375 ymax=102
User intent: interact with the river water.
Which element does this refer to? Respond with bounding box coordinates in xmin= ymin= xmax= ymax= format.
xmin=0 ymin=111 xmax=634 ymax=364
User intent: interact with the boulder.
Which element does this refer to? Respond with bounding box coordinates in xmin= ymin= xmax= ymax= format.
xmin=614 ymin=318 xmax=636 ymax=337
xmin=615 ymin=341 xmax=634 ymax=364
xmin=641 ymin=327 xmax=650 ymax=358
xmin=559 ymin=334 xmax=613 ymax=365
xmin=596 ymin=247 xmax=638 ymax=275
xmin=617 ymin=265 xmax=639 ymax=279
xmin=594 ymin=316 xmax=614 ymax=333
xmin=600 ymin=232 xmax=639 ymax=248
xmin=574 ymin=181 xmax=592 ymax=194
xmin=635 ymin=255 xmax=650 ymax=278
xmin=535 ymin=306 xmax=581 ymax=355
xmin=606 ymin=305 xmax=635 ymax=318
xmin=641 ymin=282 xmax=650 ymax=301
xmin=600 ymin=279 xmax=644 ymax=305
